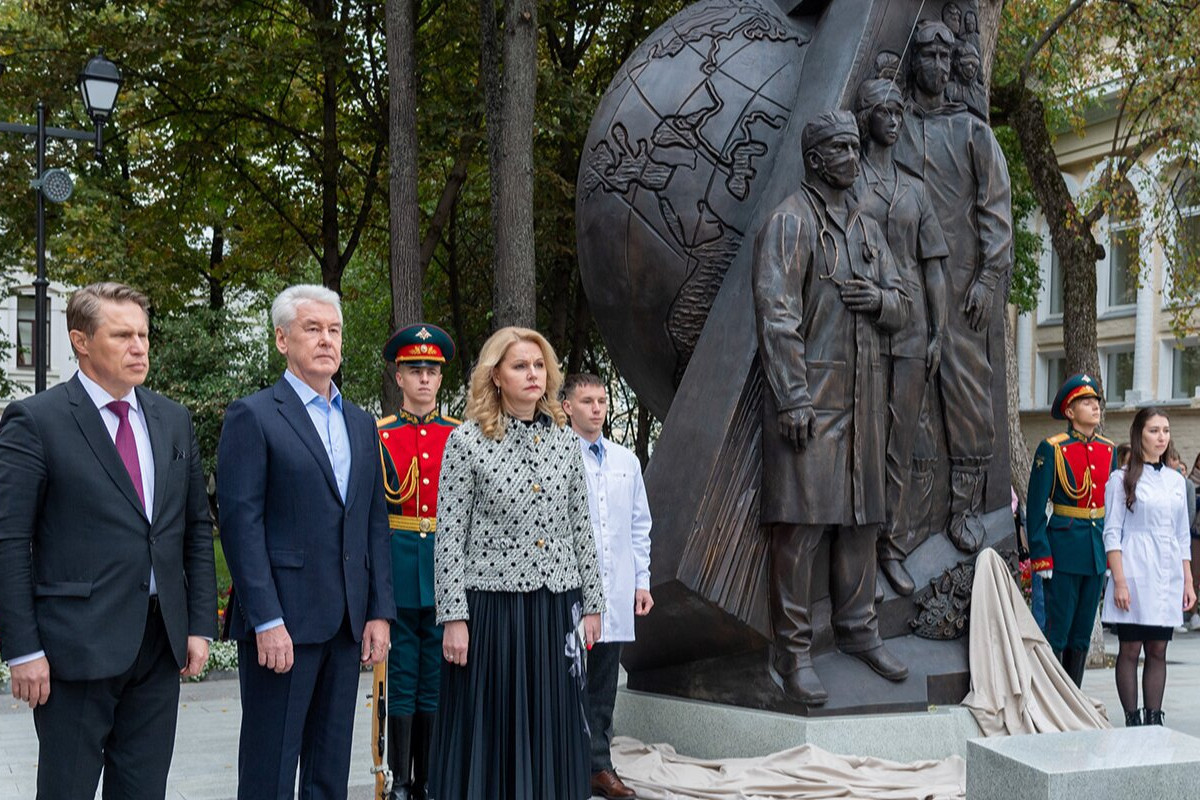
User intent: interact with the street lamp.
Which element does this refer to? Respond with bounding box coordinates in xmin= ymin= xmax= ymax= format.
xmin=0 ymin=51 xmax=122 ymax=393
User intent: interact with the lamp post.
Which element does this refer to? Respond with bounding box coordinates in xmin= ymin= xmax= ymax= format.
xmin=0 ymin=51 xmax=122 ymax=393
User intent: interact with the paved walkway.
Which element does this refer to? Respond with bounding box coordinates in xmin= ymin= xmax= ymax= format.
xmin=3 ymin=629 xmax=1200 ymax=798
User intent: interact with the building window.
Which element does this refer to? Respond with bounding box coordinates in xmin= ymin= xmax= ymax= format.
xmin=16 ymin=294 xmax=50 ymax=369
xmin=1104 ymin=349 xmax=1134 ymax=404
xmin=1173 ymin=345 xmax=1200 ymax=399
xmin=1170 ymin=169 xmax=1200 ymax=299
xmin=1106 ymin=180 xmax=1139 ymax=309
xmin=1044 ymin=355 xmax=1065 ymax=405
xmin=1047 ymin=247 xmax=1063 ymax=316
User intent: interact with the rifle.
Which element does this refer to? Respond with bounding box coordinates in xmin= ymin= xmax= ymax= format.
xmin=370 ymin=660 xmax=392 ymax=799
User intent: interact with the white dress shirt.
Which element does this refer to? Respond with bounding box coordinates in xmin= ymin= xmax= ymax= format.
xmin=1101 ymin=465 xmax=1191 ymax=628
xmin=578 ymin=434 xmax=652 ymax=643
xmin=10 ymin=371 xmax=157 ymax=666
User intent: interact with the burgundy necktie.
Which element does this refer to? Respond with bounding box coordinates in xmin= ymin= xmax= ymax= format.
xmin=106 ymin=400 xmax=145 ymax=508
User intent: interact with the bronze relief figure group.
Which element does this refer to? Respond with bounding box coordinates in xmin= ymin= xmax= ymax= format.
xmin=753 ymin=17 xmax=1012 ymax=705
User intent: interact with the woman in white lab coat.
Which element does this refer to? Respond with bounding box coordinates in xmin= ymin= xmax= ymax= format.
xmin=1101 ymin=407 xmax=1196 ymax=726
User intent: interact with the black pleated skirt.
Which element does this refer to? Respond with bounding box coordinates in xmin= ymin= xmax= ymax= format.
xmin=428 ymin=587 xmax=591 ymax=800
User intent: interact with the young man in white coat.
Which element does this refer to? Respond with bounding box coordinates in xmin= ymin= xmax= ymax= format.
xmin=562 ymin=374 xmax=653 ymax=800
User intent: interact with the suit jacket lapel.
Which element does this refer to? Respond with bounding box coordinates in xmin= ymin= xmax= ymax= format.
xmin=342 ymin=409 xmax=363 ymax=511
xmin=273 ymin=378 xmax=342 ymax=504
xmin=138 ymin=387 xmax=171 ymax=528
xmin=66 ymin=375 xmax=148 ymax=521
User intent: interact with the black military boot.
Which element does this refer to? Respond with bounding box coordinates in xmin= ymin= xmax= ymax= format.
xmin=1061 ymin=648 xmax=1087 ymax=688
xmin=387 ymin=714 xmax=414 ymax=800
xmin=1124 ymin=709 xmax=1142 ymax=727
xmin=411 ymin=711 xmax=435 ymax=800
xmin=1144 ymin=708 xmax=1165 ymax=726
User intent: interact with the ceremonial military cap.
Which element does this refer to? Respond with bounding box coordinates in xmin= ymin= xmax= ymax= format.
xmin=382 ymin=323 xmax=456 ymax=366
xmin=1051 ymin=373 xmax=1101 ymax=420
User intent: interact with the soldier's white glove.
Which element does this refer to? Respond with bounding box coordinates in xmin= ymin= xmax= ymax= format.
xmin=1036 ymin=569 xmax=1053 ymax=580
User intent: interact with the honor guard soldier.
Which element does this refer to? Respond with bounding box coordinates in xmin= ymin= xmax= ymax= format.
xmin=1026 ymin=373 xmax=1117 ymax=687
xmin=377 ymin=323 xmax=458 ymax=800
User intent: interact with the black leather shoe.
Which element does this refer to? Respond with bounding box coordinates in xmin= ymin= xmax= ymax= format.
xmin=853 ymin=645 xmax=909 ymax=682
xmin=1124 ymin=709 xmax=1142 ymax=727
xmin=879 ymin=559 xmax=916 ymax=596
xmin=1144 ymin=708 xmax=1165 ymax=726
xmin=771 ymin=664 xmax=829 ymax=705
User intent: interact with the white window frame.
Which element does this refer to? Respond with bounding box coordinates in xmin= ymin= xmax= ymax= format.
xmin=1099 ymin=344 xmax=1135 ymax=408
xmin=1099 ymin=221 xmax=1140 ymax=317
xmin=1162 ymin=169 xmax=1200 ymax=309
xmin=1158 ymin=337 xmax=1200 ymax=403
xmin=1038 ymin=241 xmax=1064 ymax=325
xmin=1037 ymin=350 xmax=1067 ymax=409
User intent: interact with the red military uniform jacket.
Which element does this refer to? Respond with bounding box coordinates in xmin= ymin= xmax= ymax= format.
xmin=1026 ymin=428 xmax=1118 ymax=575
xmin=377 ymin=409 xmax=458 ymax=608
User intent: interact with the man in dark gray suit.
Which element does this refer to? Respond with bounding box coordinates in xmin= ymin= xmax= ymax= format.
xmin=0 ymin=282 xmax=217 ymax=799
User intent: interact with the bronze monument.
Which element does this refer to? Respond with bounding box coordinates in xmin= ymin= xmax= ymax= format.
xmin=576 ymin=0 xmax=1014 ymax=715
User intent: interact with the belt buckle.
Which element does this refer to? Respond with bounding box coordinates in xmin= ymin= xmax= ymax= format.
xmin=419 ymin=517 xmax=432 ymax=533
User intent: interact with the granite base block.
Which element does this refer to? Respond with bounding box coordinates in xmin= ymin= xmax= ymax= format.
xmin=967 ymin=727 xmax=1200 ymax=800
xmin=613 ymin=687 xmax=983 ymax=762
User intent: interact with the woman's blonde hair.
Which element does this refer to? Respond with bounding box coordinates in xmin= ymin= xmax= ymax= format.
xmin=467 ymin=326 xmax=566 ymax=440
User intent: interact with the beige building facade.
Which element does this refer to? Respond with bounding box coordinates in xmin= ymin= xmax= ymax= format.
xmin=1015 ymin=109 xmax=1200 ymax=462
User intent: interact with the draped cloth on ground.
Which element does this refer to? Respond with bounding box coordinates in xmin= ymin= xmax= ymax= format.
xmin=609 ymin=737 xmax=965 ymax=800
xmin=962 ymin=548 xmax=1110 ymax=735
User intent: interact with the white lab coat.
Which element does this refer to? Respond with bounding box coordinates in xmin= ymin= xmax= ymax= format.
xmin=1101 ymin=465 xmax=1191 ymax=628
xmin=578 ymin=435 xmax=652 ymax=642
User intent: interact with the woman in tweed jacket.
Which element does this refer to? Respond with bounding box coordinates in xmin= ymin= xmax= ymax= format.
xmin=428 ymin=326 xmax=604 ymax=800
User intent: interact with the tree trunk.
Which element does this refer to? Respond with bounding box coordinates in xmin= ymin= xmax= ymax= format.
xmin=567 ymin=271 xmax=592 ymax=376
xmin=381 ymin=0 xmax=420 ymax=416
xmin=445 ymin=198 xmax=470 ymax=368
xmin=419 ymin=132 xmax=478 ymax=280
xmin=315 ymin=0 xmax=343 ymax=295
xmin=490 ymin=0 xmax=538 ymax=330
xmin=1006 ymin=309 xmax=1031 ymax=504
xmin=387 ymin=0 xmax=422 ymax=329
xmin=995 ymin=81 xmax=1103 ymax=378
xmin=635 ymin=400 xmax=653 ymax=471
xmin=207 ymin=225 xmax=225 ymax=312
xmin=478 ymin=0 xmax=503 ymax=319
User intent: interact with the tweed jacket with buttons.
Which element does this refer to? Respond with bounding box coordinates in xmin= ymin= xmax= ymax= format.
xmin=434 ymin=415 xmax=605 ymax=624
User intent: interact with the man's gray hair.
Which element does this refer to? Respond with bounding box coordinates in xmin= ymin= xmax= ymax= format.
xmin=271 ymin=284 xmax=343 ymax=332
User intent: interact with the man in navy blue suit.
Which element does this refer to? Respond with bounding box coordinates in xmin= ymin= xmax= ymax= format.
xmin=217 ymin=284 xmax=393 ymax=800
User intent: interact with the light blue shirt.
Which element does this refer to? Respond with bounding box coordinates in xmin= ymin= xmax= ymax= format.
xmin=256 ymin=371 xmax=352 ymax=635
xmin=283 ymin=369 xmax=351 ymax=502
xmin=587 ymin=437 xmax=606 ymax=467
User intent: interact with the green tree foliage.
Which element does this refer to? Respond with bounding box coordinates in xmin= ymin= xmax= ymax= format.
xmin=0 ymin=0 xmax=686 ymax=461
xmin=992 ymin=0 xmax=1200 ymax=377
xmin=144 ymin=307 xmax=275 ymax=478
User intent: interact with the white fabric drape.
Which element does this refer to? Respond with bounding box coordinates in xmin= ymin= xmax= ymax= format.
xmin=610 ymin=737 xmax=965 ymax=800
xmin=962 ymin=548 xmax=1110 ymax=735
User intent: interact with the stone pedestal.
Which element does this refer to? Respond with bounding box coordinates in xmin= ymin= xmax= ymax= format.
xmin=613 ymin=687 xmax=983 ymax=762
xmin=967 ymin=727 xmax=1200 ymax=800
